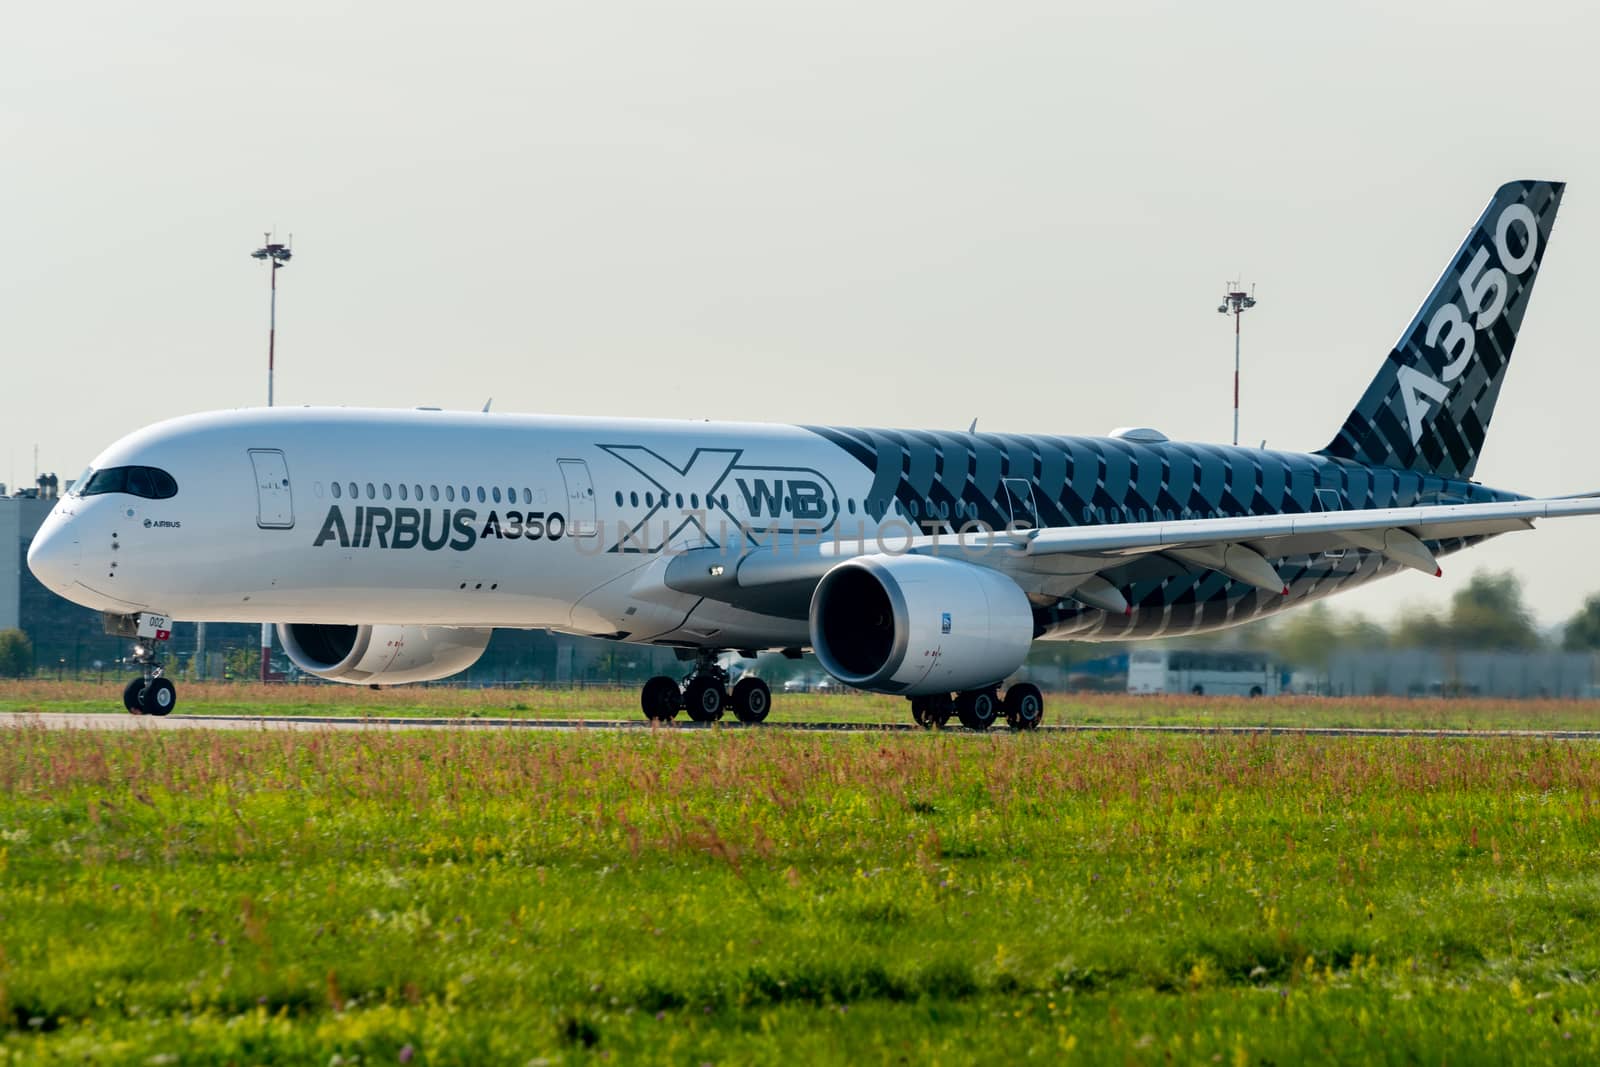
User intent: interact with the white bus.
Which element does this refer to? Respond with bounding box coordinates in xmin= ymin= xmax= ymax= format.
xmin=1127 ymin=649 xmax=1280 ymax=697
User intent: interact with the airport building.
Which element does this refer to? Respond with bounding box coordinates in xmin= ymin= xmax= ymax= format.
xmin=0 ymin=492 xmax=52 ymax=634
xmin=1326 ymin=649 xmax=1596 ymax=699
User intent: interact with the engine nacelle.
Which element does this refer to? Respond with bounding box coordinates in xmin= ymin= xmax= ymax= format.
xmin=809 ymin=555 xmax=1034 ymax=696
xmin=276 ymin=623 xmax=493 ymax=685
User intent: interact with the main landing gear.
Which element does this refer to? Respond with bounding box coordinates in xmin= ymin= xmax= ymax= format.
xmin=111 ymin=612 xmax=177 ymax=717
xmin=910 ymin=683 xmax=1043 ymax=733
xmin=640 ymin=653 xmax=772 ymax=725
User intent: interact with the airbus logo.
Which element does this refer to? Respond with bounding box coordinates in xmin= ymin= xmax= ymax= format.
xmin=143 ymin=518 xmax=181 ymax=529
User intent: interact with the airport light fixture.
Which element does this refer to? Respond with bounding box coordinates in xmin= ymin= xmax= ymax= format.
xmin=250 ymin=233 xmax=292 ymax=684
xmin=1216 ymin=281 xmax=1257 ymax=447
xmin=251 ymin=235 xmax=292 ymax=408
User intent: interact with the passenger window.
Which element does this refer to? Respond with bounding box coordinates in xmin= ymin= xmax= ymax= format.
xmin=690 ymin=493 xmax=699 ymax=509
xmin=522 ymin=488 xmax=532 ymax=505
xmin=399 ymin=484 xmax=409 ymax=501
xmin=492 ymin=487 xmax=502 ymax=503
xmin=847 ymin=499 xmax=856 ymax=514
xmin=675 ymin=493 xmax=684 ymax=508
xmin=630 ymin=491 xmax=639 ymax=507
xmin=506 ymin=487 xmax=514 ymax=502
xmin=614 ymin=491 xmax=623 ymax=506
xmin=348 ymin=482 xmax=357 ymax=499
xmin=332 ymin=482 xmax=342 ymax=499
xmin=476 ymin=487 xmax=486 ymax=503
xmin=366 ymin=483 xmax=376 ymax=500
xmin=445 ymin=486 xmax=456 ymax=502
xmin=415 ymin=484 xmax=424 ymax=501
xmin=383 ymin=484 xmax=392 ymax=501
xmin=430 ymin=485 xmax=439 ymax=502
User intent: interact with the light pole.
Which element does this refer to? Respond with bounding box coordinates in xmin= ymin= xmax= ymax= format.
xmin=251 ymin=235 xmax=292 ymax=407
xmin=251 ymin=234 xmax=293 ymax=682
xmin=1216 ymin=282 xmax=1257 ymax=447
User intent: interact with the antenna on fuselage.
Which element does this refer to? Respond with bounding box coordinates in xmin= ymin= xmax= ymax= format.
xmin=968 ymin=417 xmax=978 ymax=433
xmin=482 ymin=397 xmax=493 ymax=413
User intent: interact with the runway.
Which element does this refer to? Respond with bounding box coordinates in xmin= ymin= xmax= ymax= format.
xmin=5 ymin=711 xmax=1600 ymax=740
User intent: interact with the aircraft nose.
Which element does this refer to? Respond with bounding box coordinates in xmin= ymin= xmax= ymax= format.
xmin=27 ymin=522 xmax=81 ymax=595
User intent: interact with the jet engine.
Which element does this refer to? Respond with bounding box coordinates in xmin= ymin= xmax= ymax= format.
xmin=809 ymin=555 xmax=1034 ymax=696
xmin=276 ymin=623 xmax=493 ymax=685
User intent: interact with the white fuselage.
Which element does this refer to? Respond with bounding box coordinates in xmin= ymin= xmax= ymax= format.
xmin=28 ymin=407 xmax=882 ymax=649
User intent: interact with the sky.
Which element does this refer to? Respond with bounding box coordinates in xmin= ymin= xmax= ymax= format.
xmin=4 ymin=0 xmax=1598 ymax=626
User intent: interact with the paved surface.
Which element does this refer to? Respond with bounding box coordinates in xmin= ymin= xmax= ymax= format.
xmin=5 ymin=711 xmax=1600 ymax=740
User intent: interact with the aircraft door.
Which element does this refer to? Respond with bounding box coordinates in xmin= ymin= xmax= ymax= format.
xmin=1003 ymin=478 xmax=1039 ymax=531
xmin=559 ymin=459 xmax=598 ymax=538
xmin=249 ymin=449 xmax=295 ymax=529
xmin=1314 ymin=487 xmax=1345 ymax=560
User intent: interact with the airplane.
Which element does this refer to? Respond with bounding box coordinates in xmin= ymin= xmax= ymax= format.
xmin=27 ymin=179 xmax=1599 ymax=729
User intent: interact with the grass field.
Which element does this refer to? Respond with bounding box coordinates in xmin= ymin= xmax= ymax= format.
xmin=9 ymin=679 xmax=1600 ymax=732
xmin=6 ymin=695 xmax=1600 ymax=1064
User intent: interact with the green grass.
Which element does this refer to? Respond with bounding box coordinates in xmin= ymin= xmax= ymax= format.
xmin=9 ymin=679 xmax=1600 ymax=731
xmin=6 ymin=719 xmax=1600 ymax=1063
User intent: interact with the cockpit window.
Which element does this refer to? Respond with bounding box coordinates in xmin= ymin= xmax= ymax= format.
xmin=76 ymin=465 xmax=178 ymax=500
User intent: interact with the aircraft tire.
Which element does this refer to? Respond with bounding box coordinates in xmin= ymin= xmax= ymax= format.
xmin=1003 ymin=683 xmax=1044 ymax=731
xmin=140 ymin=677 xmax=176 ymax=717
xmin=641 ymin=675 xmax=681 ymax=722
xmin=731 ymin=677 xmax=771 ymax=724
xmin=910 ymin=697 xmax=933 ymax=729
xmin=956 ymin=689 xmax=999 ymax=732
xmin=122 ymin=677 xmax=146 ymax=715
xmin=683 ymin=676 xmax=726 ymax=723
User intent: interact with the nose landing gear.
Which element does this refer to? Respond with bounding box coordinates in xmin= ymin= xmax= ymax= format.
xmin=107 ymin=611 xmax=177 ymax=717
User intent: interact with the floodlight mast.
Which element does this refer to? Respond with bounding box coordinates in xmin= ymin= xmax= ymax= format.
xmin=250 ymin=235 xmax=292 ymax=407
xmin=1216 ymin=282 xmax=1257 ymax=447
xmin=250 ymin=233 xmax=292 ymax=682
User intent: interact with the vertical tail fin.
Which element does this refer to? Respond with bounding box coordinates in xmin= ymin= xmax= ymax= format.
xmin=1321 ymin=180 xmax=1563 ymax=479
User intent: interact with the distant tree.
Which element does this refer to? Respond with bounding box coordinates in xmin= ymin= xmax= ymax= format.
xmin=1267 ymin=606 xmax=1391 ymax=671
xmin=1563 ymin=594 xmax=1600 ymax=651
xmin=1341 ymin=614 xmax=1390 ymax=649
xmin=0 ymin=630 xmax=32 ymax=678
xmin=1267 ymin=604 xmax=1342 ymax=672
xmin=1446 ymin=570 xmax=1541 ymax=651
xmin=1394 ymin=570 xmax=1541 ymax=651
xmin=1392 ymin=608 xmax=1450 ymax=650
xmin=224 ymin=646 xmax=258 ymax=681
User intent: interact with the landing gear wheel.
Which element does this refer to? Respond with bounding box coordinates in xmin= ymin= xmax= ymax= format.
xmin=140 ymin=677 xmax=176 ymax=717
xmin=683 ymin=676 xmax=727 ymax=723
xmin=122 ymin=678 xmax=147 ymax=715
xmin=956 ymin=688 xmax=999 ymax=732
xmin=641 ymin=675 xmax=682 ymax=722
xmin=910 ymin=696 xmax=933 ymax=729
xmin=730 ymin=677 xmax=771 ymax=724
xmin=1004 ymin=683 xmax=1044 ymax=731
xmin=927 ymin=694 xmax=953 ymax=729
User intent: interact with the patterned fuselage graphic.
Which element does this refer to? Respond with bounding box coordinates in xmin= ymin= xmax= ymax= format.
xmin=804 ymin=425 xmax=1519 ymax=641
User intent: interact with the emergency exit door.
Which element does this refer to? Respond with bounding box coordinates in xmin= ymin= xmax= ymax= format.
xmin=559 ymin=459 xmax=597 ymax=537
xmin=249 ymin=449 xmax=294 ymax=529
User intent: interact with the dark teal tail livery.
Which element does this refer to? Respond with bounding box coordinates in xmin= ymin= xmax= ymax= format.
xmin=1322 ymin=180 xmax=1563 ymax=480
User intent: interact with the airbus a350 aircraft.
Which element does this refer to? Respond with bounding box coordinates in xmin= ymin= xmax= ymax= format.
xmin=27 ymin=179 xmax=1598 ymax=728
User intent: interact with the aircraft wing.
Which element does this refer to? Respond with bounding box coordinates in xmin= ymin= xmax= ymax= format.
xmin=666 ymin=494 xmax=1600 ymax=616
